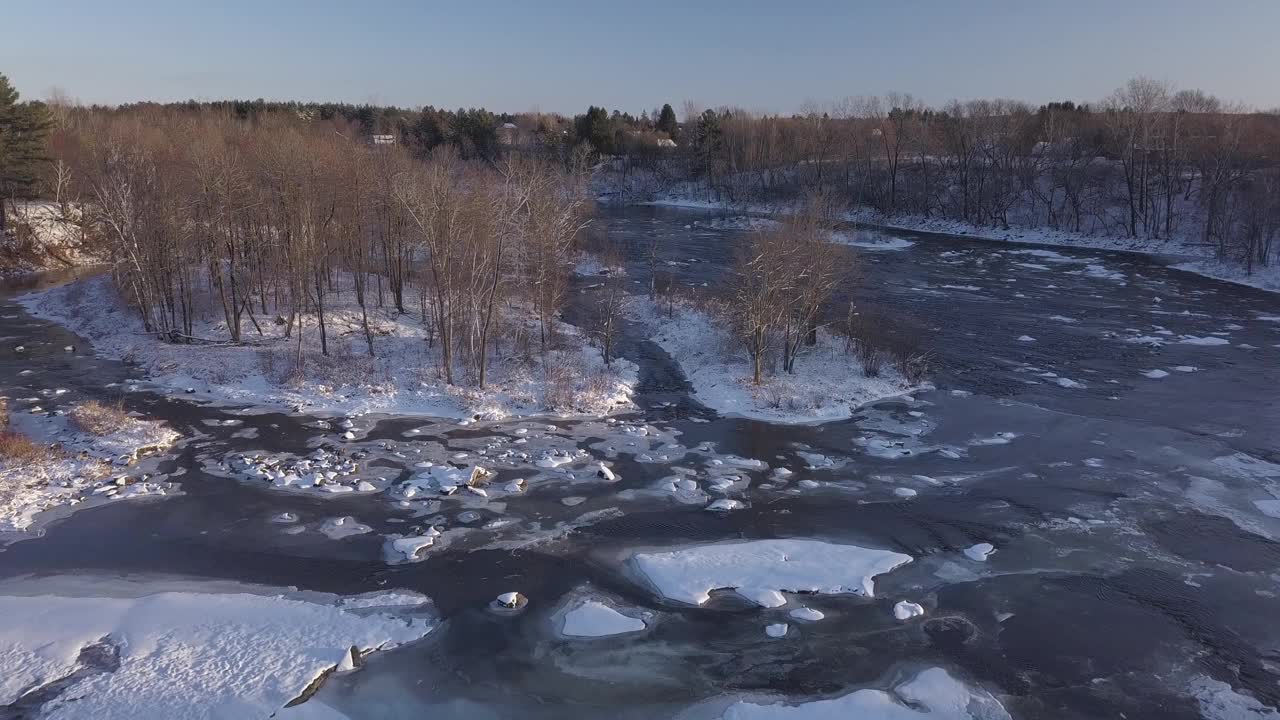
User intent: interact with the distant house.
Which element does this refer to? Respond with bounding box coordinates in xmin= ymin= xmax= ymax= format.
xmin=497 ymin=122 xmax=519 ymax=146
xmin=656 ymin=138 xmax=677 ymax=149
xmin=369 ymin=134 xmax=396 ymax=146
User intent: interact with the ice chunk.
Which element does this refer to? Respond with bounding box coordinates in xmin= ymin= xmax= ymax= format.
xmin=789 ymin=607 xmax=824 ymax=622
xmin=963 ymin=543 xmax=995 ymax=562
xmin=632 ymin=539 xmax=912 ymax=607
xmin=1179 ymin=335 xmax=1230 ymax=346
xmin=561 ymin=600 xmax=646 ymax=638
xmin=764 ymin=623 xmax=789 ymax=638
xmin=894 ymin=600 xmax=926 ymax=620
xmin=385 ymin=534 xmax=435 ymax=563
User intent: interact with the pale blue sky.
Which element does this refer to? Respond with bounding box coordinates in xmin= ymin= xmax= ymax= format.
xmin=3 ymin=0 xmax=1278 ymax=114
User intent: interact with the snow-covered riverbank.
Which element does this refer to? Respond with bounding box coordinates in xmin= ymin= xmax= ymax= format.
xmin=0 ymin=399 xmax=179 ymax=536
xmin=17 ymin=275 xmax=637 ymax=421
xmin=625 ymin=295 xmax=923 ymax=424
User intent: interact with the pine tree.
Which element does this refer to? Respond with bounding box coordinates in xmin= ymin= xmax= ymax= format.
xmin=694 ymin=109 xmax=722 ymax=169
xmin=574 ymin=106 xmax=614 ymax=155
xmin=657 ymin=103 xmax=678 ymax=137
xmin=0 ymin=74 xmax=50 ymax=235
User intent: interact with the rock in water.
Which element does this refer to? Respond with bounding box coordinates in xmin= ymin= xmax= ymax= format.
xmin=495 ymin=591 xmax=527 ymax=609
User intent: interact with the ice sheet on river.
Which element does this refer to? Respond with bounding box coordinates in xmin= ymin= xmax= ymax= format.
xmin=632 ymin=539 xmax=912 ymax=607
xmin=698 ymin=666 xmax=1010 ymax=720
xmin=0 ymin=582 xmax=434 ymax=720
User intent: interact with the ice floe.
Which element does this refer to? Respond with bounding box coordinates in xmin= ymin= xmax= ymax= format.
xmin=559 ymin=599 xmax=647 ymax=638
xmin=963 ymin=543 xmax=996 ymax=562
xmin=631 ymin=539 xmax=912 ymax=607
xmin=764 ymin=623 xmax=789 ymax=638
xmin=708 ymin=666 xmax=1010 ymax=719
xmin=0 ymin=582 xmax=433 ymax=720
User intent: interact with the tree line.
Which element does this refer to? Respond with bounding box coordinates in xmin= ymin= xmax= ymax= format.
xmin=624 ymin=80 xmax=1280 ymax=272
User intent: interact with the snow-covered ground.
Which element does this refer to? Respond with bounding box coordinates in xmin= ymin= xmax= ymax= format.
xmin=626 ymin=295 xmax=923 ymax=423
xmin=631 ymin=539 xmax=913 ymax=607
xmin=0 ymin=401 xmax=180 ymax=535
xmin=572 ymin=252 xmax=626 ymax=277
xmin=18 ymin=274 xmax=637 ymax=421
xmin=0 ymin=576 xmax=434 ymax=719
xmin=840 ymin=207 xmax=1280 ymax=293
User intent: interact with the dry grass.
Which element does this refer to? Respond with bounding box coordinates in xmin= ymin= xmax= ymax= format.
xmin=69 ymin=399 xmax=133 ymax=436
xmin=0 ymin=431 xmax=52 ymax=464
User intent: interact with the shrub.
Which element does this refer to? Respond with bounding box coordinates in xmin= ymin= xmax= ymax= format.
xmin=542 ymin=359 xmax=582 ymax=412
xmin=69 ymin=400 xmax=132 ymax=436
xmin=895 ymin=350 xmax=934 ymax=385
xmin=856 ymin=340 xmax=884 ymax=377
xmin=0 ymin=397 xmax=8 ymax=431
xmin=0 ymin=431 xmax=51 ymax=464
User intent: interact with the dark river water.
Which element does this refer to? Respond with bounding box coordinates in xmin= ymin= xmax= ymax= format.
xmin=2 ymin=205 xmax=1279 ymax=719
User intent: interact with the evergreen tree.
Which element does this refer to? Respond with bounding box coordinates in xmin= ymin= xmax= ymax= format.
xmin=574 ymin=105 xmax=614 ymax=155
xmin=657 ymin=103 xmax=678 ymax=137
xmin=448 ymin=107 xmax=499 ymax=161
xmin=695 ymin=110 xmax=722 ymax=153
xmin=0 ymin=74 xmax=50 ymax=235
xmin=408 ymin=107 xmax=448 ymax=157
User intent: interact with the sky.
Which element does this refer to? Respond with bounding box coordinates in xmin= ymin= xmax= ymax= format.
xmin=4 ymin=0 xmax=1279 ymax=115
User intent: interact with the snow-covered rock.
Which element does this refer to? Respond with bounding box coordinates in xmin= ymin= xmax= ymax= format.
xmin=893 ymin=600 xmax=926 ymax=620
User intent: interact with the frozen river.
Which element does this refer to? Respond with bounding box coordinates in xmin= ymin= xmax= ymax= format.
xmin=2 ymin=205 xmax=1279 ymax=719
